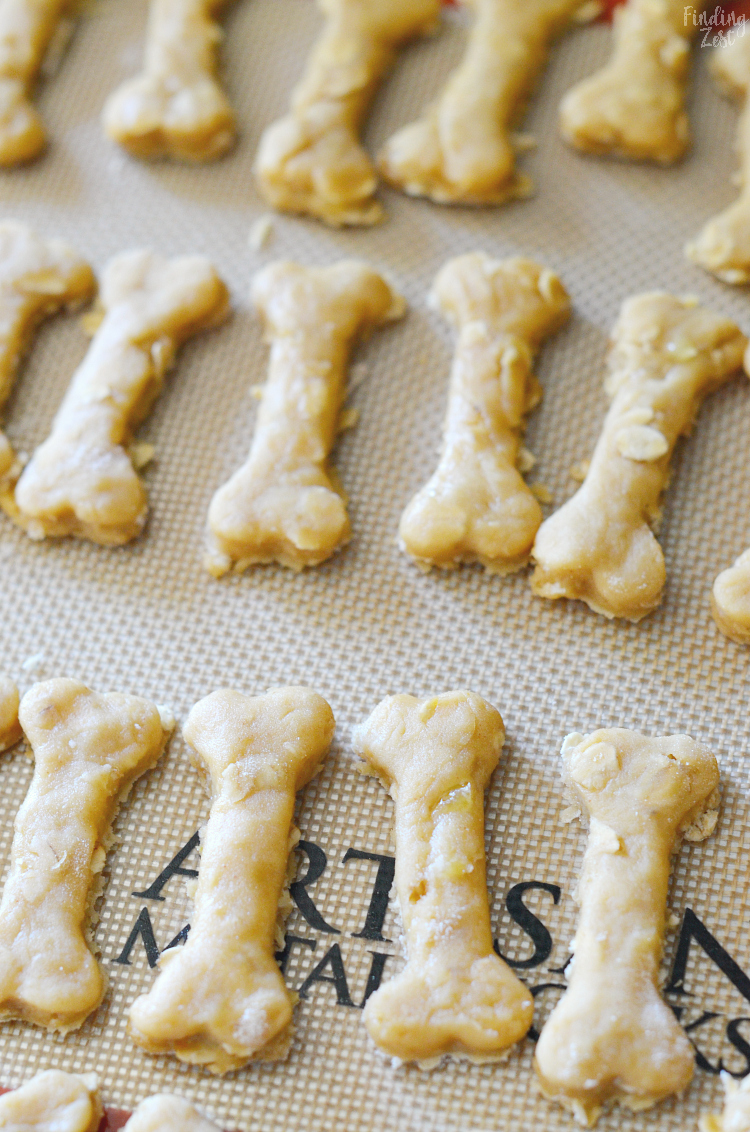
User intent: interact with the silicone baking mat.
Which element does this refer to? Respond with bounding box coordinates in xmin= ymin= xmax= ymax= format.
xmin=0 ymin=1 xmax=748 ymax=1129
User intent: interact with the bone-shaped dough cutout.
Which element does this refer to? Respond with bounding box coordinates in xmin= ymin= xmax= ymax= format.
xmin=0 ymin=1069 xmax=101 ymax=1132
xmin=129 ymin=685 xmax=335 ymax=1074
xmin=0 ymin=0 xmax=76 ymax=166
xmin=0 ymin=675 xmax=21 ymax=752
xmin=558 ymin=0 xmax=695 ymax=163
xmin=5 ymin=248 xmax=229 ymax=546
xmin=379 ymin=0 xmax=583 ymax=205
xmin=700 ymin=1072 xmax=750 ymax=1132
xmin=0 ymin=678 xmax=172 ymax=1032
xmin=102 ymin=0 xmax=235 ymax=162
xmin=399 ymin=254 xmax=570 ymax=573
xmin=0 ymin=220 xmax=95 ymax=483
xmin=686 ymin=33 xmax=750 ymax=284
xmin=530 ymin=292 xmax=747 ymax=621
xmin=0 ymin=1077 xmax=222 ymax=1132
xmin=125 ymin=1095 xmax=222 ymax=1132
xmin=535 ymin=728 xmax=720 ymax=1125
xmin=205 ymin=259 xmax=404 ymax=576
xmin=352 ymin=691 xmax=533 ymax=1064
xmin=712 ymin=542 xmax=750 ymax=644
xmin=253 ymin=0 xmax=441 ymax=226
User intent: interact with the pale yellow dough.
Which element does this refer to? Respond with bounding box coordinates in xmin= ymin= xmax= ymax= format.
xmin=0 ymin=1069 xmax=101 ymax=1132
xmin=700 ymin=1072 xmax=750 ymax=1132
xmin=0 ymin=1077 xmax=221 ymax=1132
xmin=559 ymin=0 xmax=695 ymax=163
xmin=5 ymin=248 xmax=229 ymax=546
xmin=125 ymin=1094 xmax=222 ymax=1132
xmin=399 ymin=254 xmax=570 ymax=573
xmin=205 ymin=259 xmax=404 ymax=576
xmin=0 ymin=221 xmax=94 ymax=482
xmin=353 ymin=691 xmax=533 ymax=1064
xmin=129 ymin=685 xmax=335 ymax=1074
xmin=686 ymin=33 xmax=750 ymax=284
xmin=0 ymin=0 xmax=75 ymax=165
xmin=0 ymin=675 xmax=21 ymax=752
xmin=379 ymin=0 xmax=583 ymax=204
xmin=254 ymin=0 xmax=441 ymax=226
xmin=712 ymin=546 xmax=750 ymax=644
xmin=102 ymin=0 xmax=236 ymax=162
xmin=535 ymin=728 xmax=720 ymax=1126
xmin=0 ymin=678 xmax=172 ymax=1032
xmin=531 ymin=292 xmax=747 ymax=621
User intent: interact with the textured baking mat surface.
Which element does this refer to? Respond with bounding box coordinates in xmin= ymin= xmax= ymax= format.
xmin=0 ymin=1 xmax=748 ymax=1129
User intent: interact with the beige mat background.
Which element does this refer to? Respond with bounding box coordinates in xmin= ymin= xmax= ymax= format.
xmin=0 ymin=1 xmax=748 ymax=1128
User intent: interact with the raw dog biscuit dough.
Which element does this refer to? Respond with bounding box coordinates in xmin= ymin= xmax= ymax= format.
xmin=379 ymin=0 xmax=584 ymax=205
xmin=686 ymin=33 xmax=750 ymax=284
xmin=0 ymin=221 xmax=94 ymax=482
xmin=0 ymin=679 xmax=173 ymax=1032
xmin=399 ymin=253 xmax=570 ymax=573
xmin=205 ymin=259 xmax=404 ymax=575
xmin=5 ymin=249 xmax=229 ymax=546
xmin=558 ymin=0 xmax=696 ymax=163
xmin=129 ymin=686 xmax=335 ymax=1074
xmin=102 ymin=0 xmax=236 ymax=162
xmin=0 ymin=1069 xmax=101 ymax=1132
xmin=0 ymin=0 xmax=76 ymax=165
xmin=353 ymin=691 xmax=533 ymax=1063
xmin=535 ymin=729 xmax=720 ymax=1126
xmin=713 ymin=540 xmax=750 ymax=643
xmin=0 ymin=1074 xmax=221 ymax=1132
xmin=701 ymin=1073 xmax=750 ymax=1132
xmin=125 ymin=1095 xmax=222 ymax=1132
xmin=531 ymin=292 xmax=747 ymax=621
xmin=0 ymin=675 xmax=21 ymax=752
xmin=254 ymin=0 xmax=441 ymax=226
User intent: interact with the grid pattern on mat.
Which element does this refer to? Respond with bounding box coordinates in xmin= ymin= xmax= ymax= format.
xmin=0 ymin=1 xmax=747 ymax=1130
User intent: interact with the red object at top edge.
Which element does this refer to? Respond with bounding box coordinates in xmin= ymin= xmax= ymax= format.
xmin=98 ymin=1108 xmax=132 ymax=1132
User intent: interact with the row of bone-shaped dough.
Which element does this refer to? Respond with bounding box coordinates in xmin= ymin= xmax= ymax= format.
xmin=3 ymin=1068 xmax=750 ymax=1132
xmin=0 ymin=0 xmax=693 ymax=178
xmin=0 ymin=1070 xmax=222 ymax=1132
xmin=2 ymin=223 xmax=749 ymax=639
xmin=3 ymin=1 xmax=748 ymax=285
xmin=0 ymin=675 xmax=725 ymax=1126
